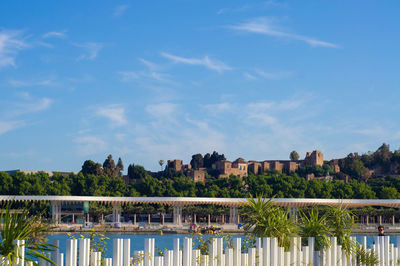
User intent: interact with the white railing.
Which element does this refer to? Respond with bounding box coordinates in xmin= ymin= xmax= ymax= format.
xmin=3 ymin=236 xmax=400 ymax=265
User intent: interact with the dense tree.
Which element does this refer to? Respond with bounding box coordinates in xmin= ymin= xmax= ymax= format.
xmin=190 ymin=153 xmax=204 ymax=169
xmin=103 ymin=154 xmax=117 ymax=177
xmin=116 ymin=157 xmax=124 ymax=177
xmin=81 ymin=160 xmax=103 ymax=176
xmin=127 ymin=164 xmax=147 ymax=180
xmin=203 ymin=151 xmax=226 ymax=168
xmin=290 ymin=150 xmax=300 ymax=161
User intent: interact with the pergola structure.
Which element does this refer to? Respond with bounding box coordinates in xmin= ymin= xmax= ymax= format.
xmin=1 ymin=196 xmax=399 ymax=225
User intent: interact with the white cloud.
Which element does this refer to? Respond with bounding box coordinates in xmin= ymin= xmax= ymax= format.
xmin=74 ymin=42 xmax=103 ymax=60
xmin=119 ymin=70 xmax=172 ymax=83
xmin=145 ymin=103 xmax=177 ymax=118
xmin=74 ymin=136 xmax=107 ymax=156
xmin=229 ymin=17 xmax=338 ymax=48
xmin=113 ymin=5 xmax=129 ymax=17
xmin=254 ymin=69 xmax=294 ymax=80
xmin=10 ymin=97 xmax=53 ymax=116
xmin=161 ymin=52 xmax=232 ymax=73
xmin=139 ymin=58 xmax=160 ymax=71
xmin=95 ymin=104 xmax=127 ymax=126
xmin=9 ymin=78 xmax=56 ymax=87
xmin=0 ymin=120 xmax=23 ymax=135
xmin=42 ymin=31 xmax=67 ymax=39
xmin=0 ymin=30 xmax=27 ymax=68
xmin=202 ymin=102 xmax=233 ymax=114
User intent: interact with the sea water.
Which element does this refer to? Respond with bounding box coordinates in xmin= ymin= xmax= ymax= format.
xmin=47 ymin=233 xmax=399 ymax=259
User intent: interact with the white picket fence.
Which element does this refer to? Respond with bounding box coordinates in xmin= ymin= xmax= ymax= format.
xmin=3 ymin=236 xmax=400 ymax=265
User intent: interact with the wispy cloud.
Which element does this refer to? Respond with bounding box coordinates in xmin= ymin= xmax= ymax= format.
xmin=14 ymin=97 xmax=53 ymax=115
xmin=94 ymin=104 xmax=127 ymax=126
xmin=9 ymin=78 xmax=56 ymax=87
xmin=74 ymin=135 xmax=107 ymax=156
xmin=0 ymin=30 xmax=28 ymax=68
xmin=145 ymin=102 xmax=177 ymax=118
xmin=0 ymin=120 xmax=23 ymax=135
xmin=119 ymin=71 xmax=172 ymax=83
xmin=161 ymin=52 xmax=232 ymax=73
xmin=113 ymin=5 xmax=129 ymax=17
xmin=202 ymin=102 xmax=233 ymax=114
xmin=252 ymin=68 xmax=294 ymax=80
xmin=229 ymin=17 xmax=338 ymax=48
xmin=74 ymin=42 xmax=103 ymax=60
xmin=42 ymin=31 xmax=67 ymax=39
xmin=139 ymin=58 xmax=161 ymax=71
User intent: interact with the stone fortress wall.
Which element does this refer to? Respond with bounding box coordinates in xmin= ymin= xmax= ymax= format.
xmin=166 ymin=150 xmax=339 ymax=182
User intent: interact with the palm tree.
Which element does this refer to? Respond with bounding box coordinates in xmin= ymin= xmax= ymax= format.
xmin=0 ymin=202 xmax=55 ymax=265
xmin=242 ymin=195 xmax=298 ymax=248
xmin=298 ymin=208 xmax=330 ymax=251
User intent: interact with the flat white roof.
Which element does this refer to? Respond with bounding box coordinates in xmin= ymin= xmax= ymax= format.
xmin=0 ymin=195 xmax=399 ymax=208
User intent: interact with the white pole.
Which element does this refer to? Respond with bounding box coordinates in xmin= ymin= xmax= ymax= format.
xmin=144 ymin=238 xmax=154 ymax=266
xmin=308 ymin=237 xmax=314 ymax=266
xmin=217 ymin=238 xmax=224 ymax=266
xmin=331 ymin=237 xmax=337 ymax=266
xmin=225 ymin=249 xmax=233 ymax=266
xmin=290 ymin=237 xmax=297 ymax=265
xmin=201 ymin=255 xmax=209 ymax=266
xmin=248 ymin=248 xmax=256 ymax=266
xmin=105 ymin=258 xmax=112 ymax=266
xmin=173 ymin=238 xmax=180 ymax=266
xmin=262 ymin=238 xmax=270 ymax=266
xmin=113 ymin=238 xmax=123 ymax=266
xmin=233 ymin=238 xmax=241 ymax=266
xmin=270 ymin=238 xmax=278 ymax=266
xmin=384 ymin=236 xmax=390 ymax=266
xmin=66 ymin=239 xmax=77 ymax=266
xmin=123 ymin=239 xmax=131 ymax=266
xmin=164 ymin=250 xmax=173 ymax=266
xmin=284 ymin=251 xmax=290 ymax=266
xmin=192 ymin=250 xmax=201 ymax=266
xmin=154 ymin=257 xmax=163 ymax=266
xmin=57 ymin=253 xmax=64 ymax=266
xmin=302 ymin=246 xmax=309 ymax=265
xmin=277 ymin=247 xmax=284 ymax=266
xmin=209 ymin=238 xmax=217 ymax=266
xmin=241 ymin=254 xmax=248 ymax=266
xmin=337 ymin=245 xmax=341 ymax=266
xmin=183 ymin=238 xmax=192 ymax=266
xmin=255 ymin=238 xmax=262 ymax=266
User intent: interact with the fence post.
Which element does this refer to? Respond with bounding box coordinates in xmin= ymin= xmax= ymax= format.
xmin=57 ymin=253 xmax=64 ymax=266
xmin=192 ymin=250 xmax=201 ymax=266
xmin=248 ymin=248 xmax=256 ymax=266
xmin=270 ymin=238 xmax=278 ymax=266
xmin=183 ymin=238 xmax=192 ymax=266
xmin=233 ymin=238 xmax=241 ymax=266
xmin=173 ymin=238 xmax=181 ymax=266
xmin=123 ymin=239 xmax=131 ymax=266
xmin=217 ymin=238 xmax=224 ymax=266
xmin=255 ymin=238 xmax=262 ymax=266
xmin=66 ymin=239 xmax=78 ymax=266
xmin=144 ymin=238 xmax=154 ymax=266
xmin=225 ymin=248 xmax=233 ymax=266
xmin=308 ymin=237 xmax=314 ymax=265
xmin=262 ymin=238 xmax=270 ymax=266
xmin=113 ymin=238 xmax=123 ymax=266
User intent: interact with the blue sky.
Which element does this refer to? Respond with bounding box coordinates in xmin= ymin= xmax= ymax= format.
xmin=1 ymin=1 xmax=400 ymax=172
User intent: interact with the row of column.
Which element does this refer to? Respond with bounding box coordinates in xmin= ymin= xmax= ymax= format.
xmin=51 ymin=201 xmax=241 ymax=225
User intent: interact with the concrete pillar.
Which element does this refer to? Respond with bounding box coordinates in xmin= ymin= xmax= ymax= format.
xmin=162 ymin=213 xmax=164 ymax=225
xmin=72 ymin=213 xmax=75 ymax=224
xmin=148 ymin=214 xmax=151 ymax=225
xmin=366 ymin=215 xmax=369 ymax=225
xmin=51 ymin=201 xmax=61 ymax=224
xmin=222 ymin=214 xmax=225 ymax=224
xmin=112 ymin=203 xmax=121 ymax=224
xmin=194 ymin=214 xmax=196 ymax=224
xmin=229 ymin=207 xmax=238 ymax=224
xmin=393 ymin=215 xmax=395 ymax=225
xmin=173 ymin=206 xmax=182 ymax=225
xmin=379 ymin=215 xmax=382 ymax=225
xmin=208 ymin=214 xmax=211 ymax=226
xmin=134 ymin=214 xmax=136 ymax=225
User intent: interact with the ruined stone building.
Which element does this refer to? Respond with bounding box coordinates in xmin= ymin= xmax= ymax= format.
xmin=166 ymin=150 xmax=336 ymax=181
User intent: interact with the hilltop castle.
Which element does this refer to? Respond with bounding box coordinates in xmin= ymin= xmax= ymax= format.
xmin=166 ymin=150 xmax=334 ymax=182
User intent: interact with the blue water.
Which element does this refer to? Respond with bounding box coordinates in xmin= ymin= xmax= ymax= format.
xmin=48 ymin=233 xmax=243 ymax=258
xmin=48 ymin=233 xmax=400 ymax=258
